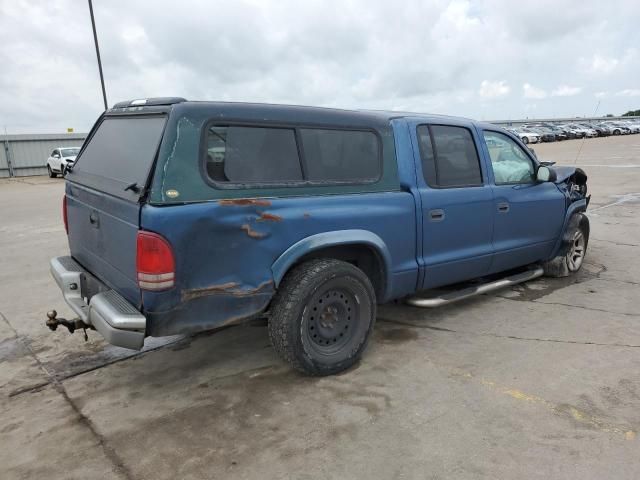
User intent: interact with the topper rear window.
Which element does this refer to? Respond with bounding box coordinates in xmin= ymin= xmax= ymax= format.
xmin=69 ymin=115 xmax=166 ymax=199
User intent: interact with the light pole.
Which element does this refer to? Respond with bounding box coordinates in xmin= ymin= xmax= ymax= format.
xmin=88 ymin=0 xmax=108 ymax=110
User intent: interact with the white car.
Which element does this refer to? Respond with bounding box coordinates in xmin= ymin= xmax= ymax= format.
xmin=512 ymin=129 xmax=540 ymax=144
xmin=47 ymin=147 xmax=79 ymax=178
xmin=567 ymin=125 xmax=596 ymax=138
xmin=621 ymin=122 xmax=640 ymax=134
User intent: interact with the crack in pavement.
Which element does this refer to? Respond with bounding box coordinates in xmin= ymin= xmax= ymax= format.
xmin=530 ymin=299 xmax=640 ymax=317
xmin=378 ymin=318 xmax=640 ymax=349
xmin=0 ymin=311 xmax=134 ymax=480
xmin=593 ymin=276 xmax=640 ymax=286
xmin=591 ymin=237 xmax=640 ymax=248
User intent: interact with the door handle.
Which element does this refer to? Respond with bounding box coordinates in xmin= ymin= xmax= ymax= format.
xmin=428 ymin=209 xmax=445 ymax=221
xmin=497 ymin=202 xmax=510 ymax=213
xmin=89 ymin=211 xmax=99 ymax=227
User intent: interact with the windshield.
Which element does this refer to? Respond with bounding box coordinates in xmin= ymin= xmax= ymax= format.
xmin=61 ymin=147 xmax=80 ymax=157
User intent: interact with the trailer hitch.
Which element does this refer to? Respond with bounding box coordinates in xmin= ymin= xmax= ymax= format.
xmin=46 ymin=310 xmax=95 ymax=341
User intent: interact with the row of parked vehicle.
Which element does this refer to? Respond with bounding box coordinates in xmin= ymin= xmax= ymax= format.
xmin=503 ymin=119 xmax=640 ymax=144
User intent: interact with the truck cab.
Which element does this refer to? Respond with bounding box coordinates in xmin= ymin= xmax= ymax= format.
xmin=48 ymin=98 xmax=589 ymax=376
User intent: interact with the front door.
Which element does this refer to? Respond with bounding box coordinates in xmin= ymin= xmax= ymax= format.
xmin=412 ymin=122 xmax=495 ymax=290
xmin=479 ymin=129 xmax=565 ymax=273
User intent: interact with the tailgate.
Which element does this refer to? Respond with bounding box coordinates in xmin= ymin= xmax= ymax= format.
xmin=65 ymin=115 xmax=167 ymax=306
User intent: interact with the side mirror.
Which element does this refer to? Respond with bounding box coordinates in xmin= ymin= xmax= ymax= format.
xmin=536 ymin=165 xmax=557 ymax=183
xmin=53 ymin=154 xmax=60 ymax=159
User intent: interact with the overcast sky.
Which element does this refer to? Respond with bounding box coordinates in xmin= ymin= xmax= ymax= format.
xmin=1 ymin=0 xmax=639 ymax=133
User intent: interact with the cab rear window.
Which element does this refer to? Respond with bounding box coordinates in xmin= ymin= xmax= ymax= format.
xmin=70 ymin=115 xmax=166 ymax=199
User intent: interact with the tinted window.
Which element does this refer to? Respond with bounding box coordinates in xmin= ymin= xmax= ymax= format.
xmin=205 ymin=126 xmax=302 ymax=183
xmin=300 ymin=129 xmax=380 ymax=182
xmin=417 ymin=126 xmax=436 ymax=185
xmin=483 ymin=131 xmax=534 ymax=184
xmin=72 ymin=116 xmax=166 ymax=196
xmin=417 ymin=125 xmax=482 ymax=187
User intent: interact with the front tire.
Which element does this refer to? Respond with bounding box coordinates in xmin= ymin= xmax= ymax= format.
xmin=47 ymin=165 xmax=56 ymax=178
xmin=543 ymin=214 xmax=589 ymax=277
xmin=522 ymin=136 xmax=529 ymax=145
xmin=268 ymin=259 xmax=376 ymax=376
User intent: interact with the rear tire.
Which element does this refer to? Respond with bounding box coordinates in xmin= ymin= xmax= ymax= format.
xmin=268 ymin=259 xmax=376 ymax=376
xmin=47 ymin=165 xmax=56 ymax=178
xmin=522 ymin=136 xmax=529 ymax=144
xmin=543 ymin=214 xmax=589 ymax=277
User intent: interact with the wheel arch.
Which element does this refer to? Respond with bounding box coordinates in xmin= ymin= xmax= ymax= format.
xmin=271 ymin=230 xmax=392 ymax=302
xmin=548 ymin=200 xmax=589 ymax=259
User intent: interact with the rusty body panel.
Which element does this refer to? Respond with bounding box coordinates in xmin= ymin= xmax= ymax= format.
xmin=181 ymin=280 xmax=274 ymax=302
xmin=140 ymin=192 xmax=418 ymax=337
xmin=218 ymin=198 xmax=272 ymax=207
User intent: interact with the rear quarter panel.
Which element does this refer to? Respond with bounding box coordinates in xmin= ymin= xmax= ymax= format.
xmin=141 ymin=192 xmax=418 ymax=337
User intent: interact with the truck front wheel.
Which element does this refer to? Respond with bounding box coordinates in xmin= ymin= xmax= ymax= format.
xmin=543 ymin=213 xmax=589 ymax=277
xmin=268 ymin=259 xmax=376 ymax=376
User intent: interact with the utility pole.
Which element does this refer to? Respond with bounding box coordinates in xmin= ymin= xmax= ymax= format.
xmin=88 ymin=0 xmax=108 ymax=110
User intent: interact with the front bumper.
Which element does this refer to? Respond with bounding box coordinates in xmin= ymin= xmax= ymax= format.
xmin=50 ymin=256 xmax=146 ymax=349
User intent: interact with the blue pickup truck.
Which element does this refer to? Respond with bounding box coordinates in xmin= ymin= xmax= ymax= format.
xmin=47 ymin=98 xmax=589 ymax=375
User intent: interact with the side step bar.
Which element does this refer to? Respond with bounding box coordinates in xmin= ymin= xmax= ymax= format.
xmin=406 ymin=266 xmax=544 ymax=308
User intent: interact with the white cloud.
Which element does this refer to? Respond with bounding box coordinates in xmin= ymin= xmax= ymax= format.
xmin=595 ymin=91 xmax=608 ymax=98
xmin=523 ymin=83 xmax=547 ymax=99
xmin=479 ymin=80 xmax=510 ymax=99
xmin=615 ymin=89 xmax=640 ymax=97
xmin=1 ymin=0 xmax=640 ymax=131
xmin=589 ymin=54 xmax=619 ymax=74
xmin=552 ymin=85 xmax=582 ymax=97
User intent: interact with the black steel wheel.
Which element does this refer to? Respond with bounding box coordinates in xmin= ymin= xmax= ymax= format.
xmin=268 ymin=259 xmax=376 ymax=376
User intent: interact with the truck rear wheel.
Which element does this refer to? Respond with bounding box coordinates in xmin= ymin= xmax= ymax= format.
xmin=268 ymin=259 xmax=376 ymax=376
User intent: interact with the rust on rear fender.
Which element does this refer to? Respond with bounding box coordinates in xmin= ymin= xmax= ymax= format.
xmin=218 ymin=198 xmax=272 ymax=207
xmin=181 ymin=279 xmax=274 ymax=302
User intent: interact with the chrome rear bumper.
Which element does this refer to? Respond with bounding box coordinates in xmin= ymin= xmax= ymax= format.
xmin=50 ymin=256 xmax=146 ymax=349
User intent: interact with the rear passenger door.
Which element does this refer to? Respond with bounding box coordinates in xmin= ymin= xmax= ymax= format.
xmin=411 ymin=122 xmax=495 ymax=289
xmin=479 ymin=129 xmax=565 ymax=273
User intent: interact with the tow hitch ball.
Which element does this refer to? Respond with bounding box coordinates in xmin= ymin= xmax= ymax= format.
xmin=46 ymin=310 xmax=94 ymax=341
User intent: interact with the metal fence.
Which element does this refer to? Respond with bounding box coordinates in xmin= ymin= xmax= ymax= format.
xmin=0 ymin=133 xmax=87 ymax=178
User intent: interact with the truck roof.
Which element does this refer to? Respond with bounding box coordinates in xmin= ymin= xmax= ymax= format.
xmin=108 ymin=97 xmax=479 ymax=127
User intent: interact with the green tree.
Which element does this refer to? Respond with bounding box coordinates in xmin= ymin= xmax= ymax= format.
xmin=622 ymin=109 xmax=640 ymax=116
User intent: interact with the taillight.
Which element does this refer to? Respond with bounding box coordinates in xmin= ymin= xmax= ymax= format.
xmin=136 ymin=231 xmax=175 ymax=290
xmin=63 ymin=195 xmax=68 ymax=234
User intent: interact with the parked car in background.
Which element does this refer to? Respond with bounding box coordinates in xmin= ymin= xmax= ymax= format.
xmin=556 ymin=124 xmax=580 ymax=139
xmin=46 ymin=98 xmax=590 ymax=376
xmin=507 ymin=127 xmax=540 ymax=144
xmin=605 ymin=122 xmax=631 ymax=135
xmin=569 ymin=124 xmax=597 ymax=138
xmin=592 ymin=124 xmax=612 ymax=137
xmin=546 ymin=125 xmax=568 ymax=140
xmin=47 ymin=147 xmax=80 ymax=178
xmin=526 ymin=126 xmax=556 ymax=142
xmin=621 ymin=121 xmax=640 ymax=134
